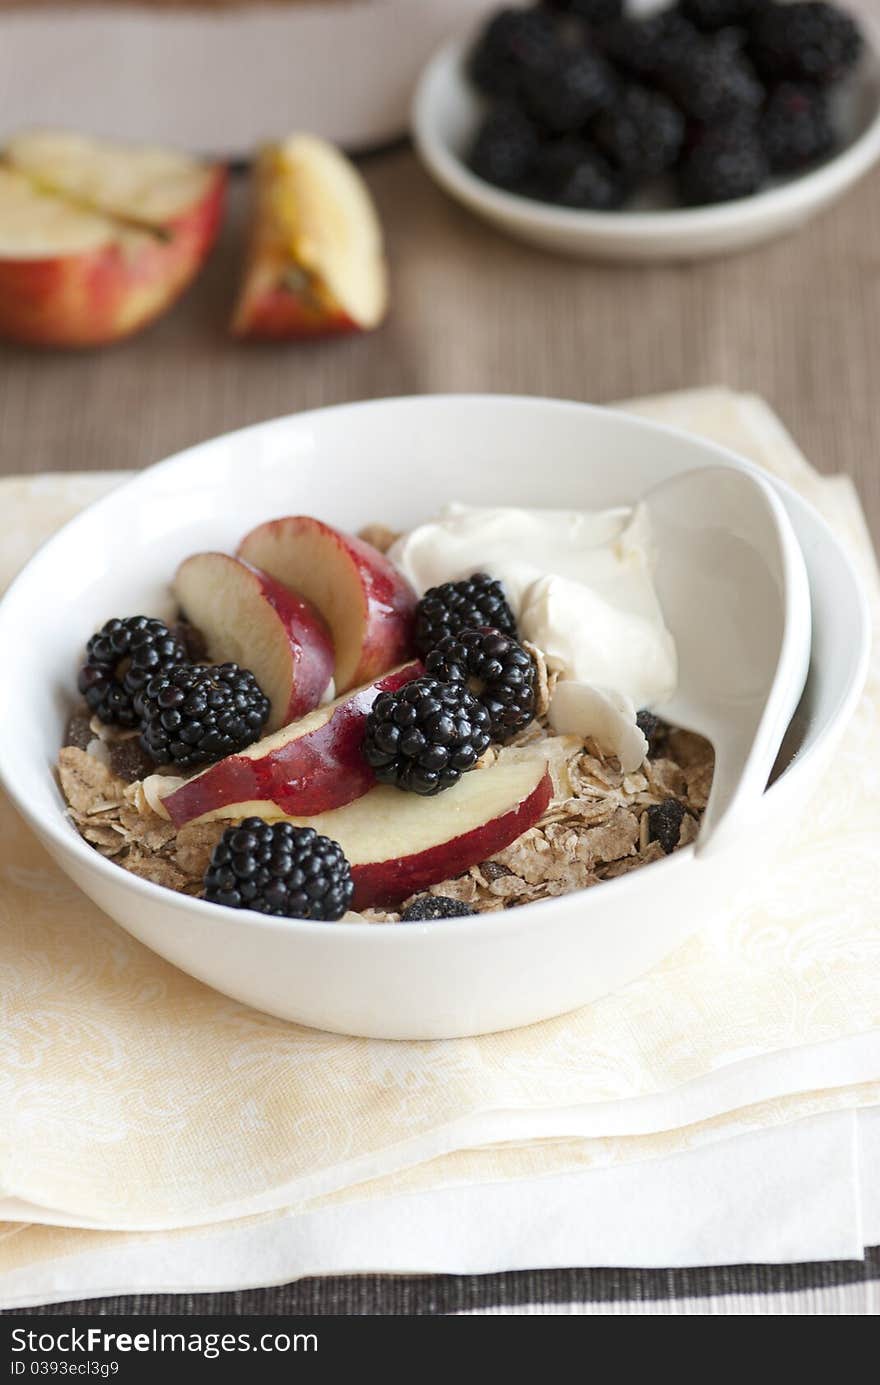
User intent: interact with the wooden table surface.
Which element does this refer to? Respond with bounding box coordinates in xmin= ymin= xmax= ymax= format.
xmin=1 ymin=149 xmax=879 ymax=544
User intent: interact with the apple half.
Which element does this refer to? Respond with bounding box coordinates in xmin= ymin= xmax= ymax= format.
xmin=0 ymin=131 xmax=225 ymax=347
xmin=284 ymin=751 xmax=553 ymax=910
xmin=238 ymin=516 xmax=417 ymax=693
xmin=174 ymin=552 xmax=335 ymax=734
xmin=160 ymin=660 xmax=423 ymax=828
xmin=231 ymin=134 xmax=387 ymax=339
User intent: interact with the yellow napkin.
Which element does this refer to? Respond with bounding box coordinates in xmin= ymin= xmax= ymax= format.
xmin=0 ymin=388 xmax=878 ymax=1237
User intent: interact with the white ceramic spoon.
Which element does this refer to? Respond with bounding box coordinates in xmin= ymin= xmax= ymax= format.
xmin=645 ymin=466 xmax=812 ymax=859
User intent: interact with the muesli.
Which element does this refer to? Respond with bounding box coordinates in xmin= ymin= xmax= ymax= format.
xmin=58 ymin=506 xmax=713 ymax=924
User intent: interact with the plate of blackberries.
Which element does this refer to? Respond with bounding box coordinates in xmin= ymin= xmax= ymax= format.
xmin=412 ymin=0 xmax=880 ymax=259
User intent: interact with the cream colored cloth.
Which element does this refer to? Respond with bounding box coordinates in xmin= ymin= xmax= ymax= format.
xmin=0 ymin=389 xmax=879 ymax=1244
xmin=0 ymin=1111 xmax=875 ymax=1307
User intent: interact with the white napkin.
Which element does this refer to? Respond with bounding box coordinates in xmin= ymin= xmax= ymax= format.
xmin=0 ymin=1109 xmax=875 ymax=1308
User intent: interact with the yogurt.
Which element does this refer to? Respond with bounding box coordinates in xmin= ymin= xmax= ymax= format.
xmin=389 ymin=503 xmax=677 ymax=771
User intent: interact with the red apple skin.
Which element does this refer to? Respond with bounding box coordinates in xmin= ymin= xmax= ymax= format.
xmin=174 ymin=552 xmax=334 ymax=732
xmin=238 ymin=516 xmax=417 ymax=693
xmin=231 ymin=280 xmax=361 ymax=340
xmin=162 ymin=660 xmax=423 ymax=828
xmin=260 ymin=582 xmax=333 ymax=725
xmin=250 ymin=571 xmax=334 ymax=726
xmin=350 ymin=769 xmax=552 ymax=910
xmin=0 ymin=167 xmax=226 ymax=348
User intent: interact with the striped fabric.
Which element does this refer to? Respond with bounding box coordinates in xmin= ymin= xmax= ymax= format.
xmin=8 ymin=1250 xmax=879 ymax=1316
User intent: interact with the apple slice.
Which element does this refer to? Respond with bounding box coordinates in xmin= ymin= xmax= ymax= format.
xmin=6 ymin=129 xmax=225 ymax=232
xmin=160 ymin=660 xmax=423 ymax=828
xmin=230 ymin=135 xmax=387 ymax=339
xmin=0 ymin=132 xmax=225 ymax=348
xmin=238 ymin=516 xmax=416 ymax=693
xmin=174 ymin=552 xmax=334 ymax=734
xmin=281 ymin=750 xmax=552 ymax=910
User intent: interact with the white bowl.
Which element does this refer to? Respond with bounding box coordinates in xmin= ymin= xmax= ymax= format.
xmin=0 ymin=397 xmax=869 ymax=1039
xmin=412 ymin=26 xmax=880 ymax=261
xmin=0 ymin=0 xmax=501 ymax=157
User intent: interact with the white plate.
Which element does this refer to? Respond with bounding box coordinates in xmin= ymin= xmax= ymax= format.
xmin=412 ymin=19 xmax=880 ymax=261
xmin=0 ymin=397 xmax=869 ymax=1038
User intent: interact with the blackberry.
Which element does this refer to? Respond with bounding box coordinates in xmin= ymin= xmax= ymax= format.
xmin=535 ymin=138 xmax=629 ymax=208
xmin=678 ymin=121 xmax=769 ymax=202
xmin=541 ymin=0 xmax=624 ymax=24
xmin=604 ymin=12 xmax=701 ymax=79
xmin=593 ymin=85 xmax=685 ymax=178
xmin=469 ymin=106 xmax=540 ymax=190
xmin=414 ymin=573 xmax=517 ymax=657
xmin=659 ymin=36 xmax=764 ymax=123
xmin=425 ymin=629 xmax=537 ymax=743
xmin=400 ymin=895 xmax=476 ymax=922
xmin=523 ymin=47 xmax=618 ymax=133
xmin=749 ymin=2 xmax=863 ymax=85
xmin=468 ymin=7 xmax=562 ymax=98
xmin=646 ymin=798 xmax=686 ymax=854
xmin=363 ymin=677 xmax=491 ymax=795
xmin=203 ymin=818 xmax=353 ymax=921
xmin=77 ymin=616 xmax=188 ymax=729
xmin=761 ymin=81 xmax=834 ymax=171
xmin=139 ymin=663 xmax=270 ymax=769
xmin=680 ymin=0 xmax=765 ymax=31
